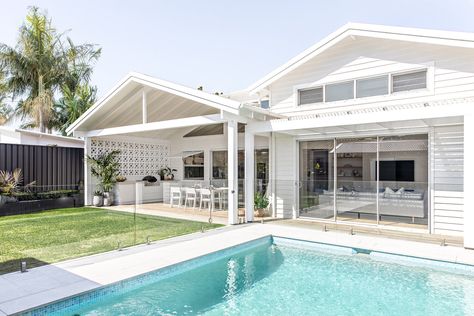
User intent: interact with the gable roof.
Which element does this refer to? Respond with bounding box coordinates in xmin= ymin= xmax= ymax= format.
xmin=247 ymin=23 xmax=474 ymax=94
xmin=66 ymin=72 xmax=241 ymax=135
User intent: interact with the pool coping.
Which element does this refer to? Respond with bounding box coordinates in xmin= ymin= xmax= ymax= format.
xmin=1 ymin=223 xmax=474 ymax=315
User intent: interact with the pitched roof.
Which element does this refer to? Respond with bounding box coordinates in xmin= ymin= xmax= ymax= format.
xmin=247 ymin=23 xmax=474 ymax=94
xmin=66 ymin=72 xmax=241 ymax=135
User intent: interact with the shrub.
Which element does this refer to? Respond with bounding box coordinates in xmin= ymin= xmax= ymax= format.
xmin=36 ymin=190 xmax=78 ymax=199
xmin=0 ymin=189 xmax=79 ymax=204
xmin=254 ymin=192 xmax=269 ymax=209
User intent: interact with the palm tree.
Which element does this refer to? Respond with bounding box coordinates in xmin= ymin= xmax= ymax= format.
xmin=51 ymin=39 xmax=101 ymax=134
xmin=0 ymin=7 xmax=66 ymax=132
xmin=0 ymin=70 xmax=12 ymax=125
xmin=53 ymin=83 xmax=97 ymax=134
xmin=0 ymin=7 xmax=101 ymax=133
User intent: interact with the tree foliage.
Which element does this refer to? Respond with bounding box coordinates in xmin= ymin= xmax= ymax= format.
xmin=0 ymin=6 xmax=101 ymax=133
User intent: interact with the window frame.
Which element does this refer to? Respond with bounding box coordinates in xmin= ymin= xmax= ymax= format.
xmin=324 ymin=80 xmax=355 ymax=103
xmin=355 ymin=75 xmax=389 ymax=99
xmin=183 ymin=151 xmax=205 ymax=180
xmin=298 ymin=86 xmax=324 ymax=106
xmin=390 ymin=69 xmax=428 ymax=94
xmin=294 ymin=67 xmax=431 ymax=107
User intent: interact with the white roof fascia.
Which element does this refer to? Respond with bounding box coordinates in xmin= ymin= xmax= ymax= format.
xmin=0 ymin=126 xmax=83 ymax=143
xmin=16 ymin=129 xmax=84 ymax=143
xmin=66 ymin=72 xmax=241 ymax=135
xmin=247 ymin=23 xmax=474 ymax=94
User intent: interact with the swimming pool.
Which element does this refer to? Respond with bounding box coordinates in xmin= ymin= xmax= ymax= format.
xmin=27 ymin=236 xmax=474 ymax=315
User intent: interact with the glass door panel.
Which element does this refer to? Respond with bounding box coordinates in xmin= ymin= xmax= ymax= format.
xmin=335 ymin=137 xmax=378 ymax=224
xmin=299 ymin=140 xmax=335 ymax=219
xmin=378 ymin=135 xmax=428 ymax=228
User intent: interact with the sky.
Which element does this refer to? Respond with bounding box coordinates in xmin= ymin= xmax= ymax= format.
xmin=1 ymin=0 xmax=474 ymax=98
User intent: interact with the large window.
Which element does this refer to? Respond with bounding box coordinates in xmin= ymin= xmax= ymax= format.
xmin=183 ymin=151 xmax=204 ymax=180
xmin=297 ymin=69 xmax=427 ymax=106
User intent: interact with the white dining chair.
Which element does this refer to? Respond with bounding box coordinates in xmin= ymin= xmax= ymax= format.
xmin=169 ymin=186 xmax=182 ymax=208
xmin=184 ymin=187 xmax=197 ymax=209
xmin=199 ymin=188 xmax=212 ymax=212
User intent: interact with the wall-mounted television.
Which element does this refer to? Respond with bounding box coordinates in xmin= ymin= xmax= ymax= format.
xmin=378 ymin=160 xmax=415 ymax=182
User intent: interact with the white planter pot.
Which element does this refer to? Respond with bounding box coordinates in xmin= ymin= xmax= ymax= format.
xmin=103 ymin=192 xmax=114 ymax=206
xmin=93 ymin=195 xmax=103 ymax=207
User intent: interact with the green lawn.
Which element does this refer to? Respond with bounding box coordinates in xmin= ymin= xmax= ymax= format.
xmin=0 ymin=207 xmax=222 ymax=274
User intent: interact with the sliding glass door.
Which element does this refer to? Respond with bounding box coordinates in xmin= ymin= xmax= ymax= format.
xmin=298 ymin=134 xmax=428 ymax=229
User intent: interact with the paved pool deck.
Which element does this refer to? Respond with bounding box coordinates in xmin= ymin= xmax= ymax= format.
xmin=1 ymin=222 xmax=474 ymax=315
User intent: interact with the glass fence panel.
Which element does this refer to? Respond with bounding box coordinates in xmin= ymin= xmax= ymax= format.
xmin=0 ymin=180 xmax=223 ymax=275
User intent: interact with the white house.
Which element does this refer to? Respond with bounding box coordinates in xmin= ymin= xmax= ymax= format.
xmin=67 ymin=23 xmax=474 ymax=248
xmin=0 ymin=126 xmax=83 ymax=148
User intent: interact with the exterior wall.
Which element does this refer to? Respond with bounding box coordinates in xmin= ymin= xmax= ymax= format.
xmin=268 ymin=37 xmax=474 ymax=116
xmin=431 ymin=125 xmax=464 ymax=236
xmin=274 ymin=133 xmax=296 ymax=218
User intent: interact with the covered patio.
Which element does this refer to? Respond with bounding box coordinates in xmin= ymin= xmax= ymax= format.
xmin=67 ymin=73 xmax=275 ymax=224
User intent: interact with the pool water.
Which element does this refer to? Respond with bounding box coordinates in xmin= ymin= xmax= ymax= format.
xmin=54 ymin=238 xmax=474 ymax=316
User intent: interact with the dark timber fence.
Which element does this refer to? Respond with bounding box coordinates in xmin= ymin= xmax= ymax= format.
xmin=0 ymin=143 xmax=84 ymax=190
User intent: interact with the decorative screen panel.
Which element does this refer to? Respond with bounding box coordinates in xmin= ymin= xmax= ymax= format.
xmin=90 ymin=139 xmax=170 ymax=176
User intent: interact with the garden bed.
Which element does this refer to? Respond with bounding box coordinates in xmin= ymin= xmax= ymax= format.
xmin=0 ymin=190 xmax=84 ymax=216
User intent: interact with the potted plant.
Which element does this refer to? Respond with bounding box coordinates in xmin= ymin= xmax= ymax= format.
xmin=87 ymin=150 xmax=120 ymax=207
xmin=92 ymin=190 xmax=103 ymax=207
xmin=159 ymin=167 xmax=177 ymax=180
xmin=254 ymin=192 xmax=269 ymax=217
xmin=116 ymin=175 xmax=127 ymax=182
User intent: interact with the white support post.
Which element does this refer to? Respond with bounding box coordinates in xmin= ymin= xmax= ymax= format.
xmin=142 ymin=90 xmax=147 ymax=124
xmin=84 ymin=137 xmax=92 ymax=205
xmin=464 ymin=112 xmax=474 ymax=249
xmin=245 ymin=131 xmax=255 ymax=222
xmin=227 ymin=120 xmax=239 ymax=225
xmin=270 ymin=132 xmax=276 ymax=218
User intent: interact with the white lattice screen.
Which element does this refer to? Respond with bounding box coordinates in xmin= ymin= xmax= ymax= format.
xmin=90 ymin=139 xmax=170 ymax=176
